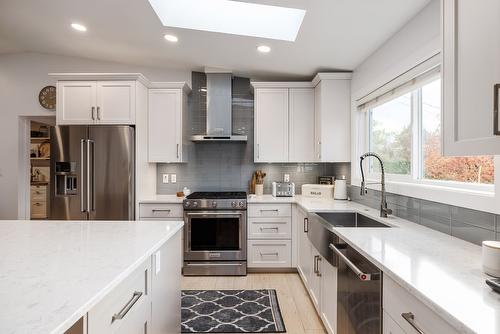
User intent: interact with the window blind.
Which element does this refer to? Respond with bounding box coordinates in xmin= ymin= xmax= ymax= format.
xmin=356 ymin=54 xmax=440 ymax=112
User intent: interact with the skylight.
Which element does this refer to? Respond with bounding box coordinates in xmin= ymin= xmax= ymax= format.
xmin=147 ymin=0 xmax=306 ymax=41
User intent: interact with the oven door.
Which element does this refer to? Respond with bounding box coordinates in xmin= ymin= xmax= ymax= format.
xmin=184 ymin=211 xmax=247 ymax=261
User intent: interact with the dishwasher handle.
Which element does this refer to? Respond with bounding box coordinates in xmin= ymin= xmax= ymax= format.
xmin=329 ymin=243 xmax=379 ymax=281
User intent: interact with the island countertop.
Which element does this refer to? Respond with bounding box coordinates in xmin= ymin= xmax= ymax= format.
xmin=0 ymin=220 xmax=183 ymax=334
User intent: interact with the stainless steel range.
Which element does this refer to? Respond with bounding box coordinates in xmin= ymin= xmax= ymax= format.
xmin=183 ymin=192 xmax=247 ymax=276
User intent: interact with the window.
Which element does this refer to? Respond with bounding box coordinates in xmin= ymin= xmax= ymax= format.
xmin=369 ymin=93 xmax=412 ymax=175
xmin=367 ymin=75 xmax=494 ymax=186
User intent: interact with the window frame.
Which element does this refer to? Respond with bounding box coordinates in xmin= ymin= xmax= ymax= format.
xmin=364 ymin=75 xmax=495 ymax=193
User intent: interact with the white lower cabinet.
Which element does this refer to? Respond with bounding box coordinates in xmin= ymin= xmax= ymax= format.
xmin=86 ymin=230 xmax=182 ymax=334
xmin=320 ymin=258 xmax=337 ymax=334
xmin=383 ymin=311 xmax=406 ymax=334
xmin=248 ymin=239 xmax=292 ymax=268
xmin=151 ymin=231 xmax=182 ymax=334
xmin=309 ymin=250 xmax=322 ymax=311
xmin=87 ymin=260 xmax=150 ymax=334
xmin=296 ymin=206 xmax=312 ymax=286
xmin=248 ymin=203 xmax=293 ymax=269
xmin=294 ymin=204 xmax=337 ymax=334
xmin=383 ymin=275 xmax=458 ymax=334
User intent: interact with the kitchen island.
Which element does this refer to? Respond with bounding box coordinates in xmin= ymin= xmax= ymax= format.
xmin=0 ymin=220 xmax=183 ymax=334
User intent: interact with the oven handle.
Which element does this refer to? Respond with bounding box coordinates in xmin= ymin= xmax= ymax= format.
xmin=185 ymin=263 xmax=244 ymax=266
xmin=185 ymin=212 xmax=244 ymax=216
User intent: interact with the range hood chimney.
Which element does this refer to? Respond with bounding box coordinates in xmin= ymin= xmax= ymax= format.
xmin=191 ymin=71 xmax=247 ymax=142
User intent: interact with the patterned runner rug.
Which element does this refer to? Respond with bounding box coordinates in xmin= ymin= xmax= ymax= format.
xmin=181 ymin=289 xmax=286 ymax=333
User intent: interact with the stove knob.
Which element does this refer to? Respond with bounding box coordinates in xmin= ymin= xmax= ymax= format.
xmin=192 ymin=201 xmax=198 ymax=208
xmin=212 ymin=201 xmax=217 ymax=208
xmin=231 ymin=201 xmax=237 ymax=208
xmin=185 ymin=201 xmax=191 ymax=207
xmin=238 ymin=201 xmax=245 ymax=208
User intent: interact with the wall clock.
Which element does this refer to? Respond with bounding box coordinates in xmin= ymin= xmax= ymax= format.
xmin=38 ymin=85 xmax=56 ymax=110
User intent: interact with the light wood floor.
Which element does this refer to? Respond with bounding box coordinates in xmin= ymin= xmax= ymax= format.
xmin=181 ymin=273 xmax=326 ymax=334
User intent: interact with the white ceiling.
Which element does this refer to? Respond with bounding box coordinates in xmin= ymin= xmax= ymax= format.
xmin=0 ymin=0 xmax=431 ymax=80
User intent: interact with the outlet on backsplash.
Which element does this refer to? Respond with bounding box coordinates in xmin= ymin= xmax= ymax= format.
xmin=284 ymin=174 xmax=290 ymax=182
xmin=162 ymin=174 xmax=169 ymax=184
xmin=171 ymin=174 xmax=177 ymax=183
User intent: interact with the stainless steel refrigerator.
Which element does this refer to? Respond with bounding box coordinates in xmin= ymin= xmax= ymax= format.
xmin=50 ymin=126 xmax=135 ymax=220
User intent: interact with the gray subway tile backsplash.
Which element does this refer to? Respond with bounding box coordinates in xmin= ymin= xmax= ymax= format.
xmin=451 ymin=221 xmax=496 ymax=245
xmin=451 ymin=206 xmax=495 ymax=231
xmin=349 ymin=185 xmax=497 ymax=246
xmin=420 ymin=216 xmax=452 ymax=235
xmin=420 ymin=199 xmax=451 ymax=219
xmin=157 ymin=72 xmax=350 ymax=194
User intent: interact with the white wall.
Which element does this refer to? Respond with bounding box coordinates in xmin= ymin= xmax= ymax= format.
xmin=351 ymin=0 xmax=440 ymax=101
xmin=0 ymin=52 xmax=191 ymax=219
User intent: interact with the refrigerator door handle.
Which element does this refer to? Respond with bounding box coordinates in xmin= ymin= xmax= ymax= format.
xmin=80 ymin=139 xmax=87 ymax=213
xmin=88 ymin=139 xmax=96 ymax=212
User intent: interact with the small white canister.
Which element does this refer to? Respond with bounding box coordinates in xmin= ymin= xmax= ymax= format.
xmin=482 ymin=241 xmax=500 ymax=278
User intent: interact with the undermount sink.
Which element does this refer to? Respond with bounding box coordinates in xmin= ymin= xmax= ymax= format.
xmin=315 ymin=212 xmax=391 ymax=228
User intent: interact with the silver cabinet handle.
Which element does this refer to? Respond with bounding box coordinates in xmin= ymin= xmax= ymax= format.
xmin=303 ymin=217 xmax=309 ymax=233
xmin=494 ymin=84 xmax=500 ymax=135
xmin=260 ymin=209 xmax=279 ymax=212
xmin=257 ymin=144 xmax=260 ymax=159
xmin=260 ymin=252 xmax=279 ymax=257
xmin=313 ymin=255 xmax=319 ymax=274
xmin=152 ymin=209 xmax=171 ymax=213
xmin=401 ymin=312 xmax=425 ymax=334
xmin=316 ymin=256 xmax=322 ymax=276
xmin=177 ymin=143 xmax=180 ymax=159
xmin=112 ymin=291 xmax=143 ymax=322
xmin=259 ymin=227 xmax=279 ymax=231
xmin=329 ymin=243 xmax=379 ymax=281
xmin=96 ymin=106 xmax=101 ymax=120
xmin=91 ymin=106 xmax=95 ymax=120
xmin=80 ymin=139 xmax=86 ymax=213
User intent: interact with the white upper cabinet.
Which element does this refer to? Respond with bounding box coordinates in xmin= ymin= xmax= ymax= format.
xmin=313 ymin=73 xmax=351 ymax=162
xmin=96 ymin=81 xmax=136 ymax=124
xmin=289 ymin=88 xmax=316 ymax=162
xmin=57 ymin=81 xmax=97 ymax=124
xmin=442 ymin=0 xmax=500 ymax=155
xmin=254 ymin=88 xmax=289 ymax=162
xmin=252 ymin=74 xmax=351 ymax=163
xmin=148 ymin=84 xmax=190 ymax=163
xmin=51 ymin=73 xmax=145 ymax=125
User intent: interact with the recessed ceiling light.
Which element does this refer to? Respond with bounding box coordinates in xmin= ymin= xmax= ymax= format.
xmin=71 ymin=23 xmax=87 ymax=32
xmin=257 ymin=45 xmax=271 ymax=53
xmin=164 ymin=34 xmax=178 ymax=43
xmin=148 ymin=0 xmax=306 ymax=41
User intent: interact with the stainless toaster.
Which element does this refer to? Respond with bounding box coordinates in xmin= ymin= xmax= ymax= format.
xmin=272 ymin=182 xmax=295 ymax=197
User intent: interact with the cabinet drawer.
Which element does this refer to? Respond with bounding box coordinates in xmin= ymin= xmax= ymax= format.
xmin=248 ymin=204 xmax=291 ymax=218
xmin=248 ymin=217 xmax=291 ymax=239
xmin=88 ymin=260 xmax=150 ymax=333
xmin=31 ymin=200 xmax=47 ymax=218
xmin=31 ymin=185 xmax=47 ymax=196
xmin=248 ymin=240 xmax=292 ymax=268
xmin=383 ymin=276 xmax=458 ymax=334
xmin=139 ymin=203 xmax=183 ymax=218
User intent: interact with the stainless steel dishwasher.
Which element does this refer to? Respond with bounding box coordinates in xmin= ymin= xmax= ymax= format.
xmin=308 ymin=212 xmax=383 ymax=334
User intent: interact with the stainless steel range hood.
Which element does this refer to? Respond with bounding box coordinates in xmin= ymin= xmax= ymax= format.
xmin=191 ymin=72 xmax=247 ymax=142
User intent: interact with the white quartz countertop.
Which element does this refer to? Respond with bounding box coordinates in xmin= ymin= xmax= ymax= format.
xmin=249 ymin=195 xmax=500 ymax=334
xmin=138 ymin=194 xmax=184 ymax=204
xmin=0 ymin=220 xmax=184 ymax=334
